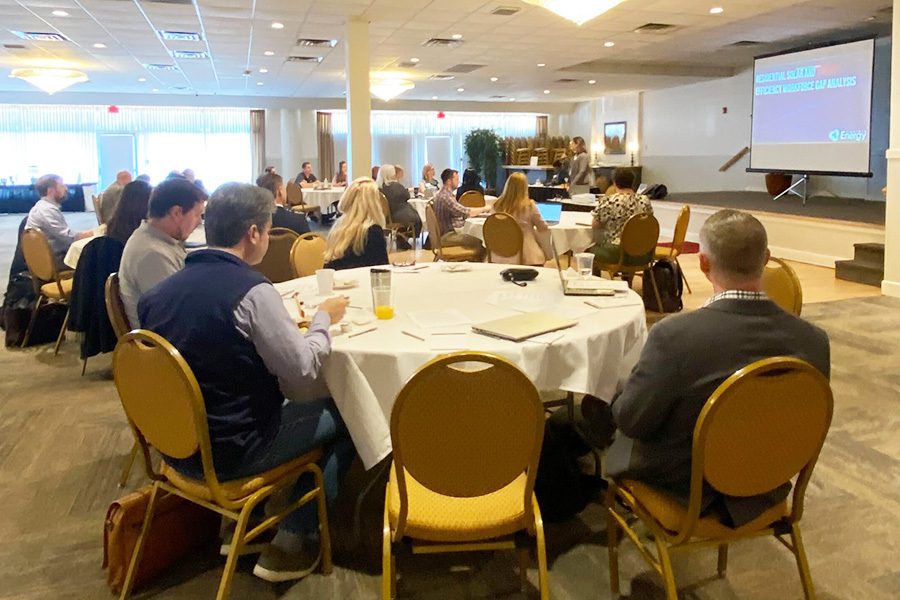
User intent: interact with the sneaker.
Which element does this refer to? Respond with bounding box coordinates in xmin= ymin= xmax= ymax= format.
xmin=252 ymin=542 xmax=321 ymax=583
xmin=219 ymin=523 xmax=275 ymax=556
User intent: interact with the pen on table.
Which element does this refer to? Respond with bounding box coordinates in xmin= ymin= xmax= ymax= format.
xmin=348 ymin=326 xmax=377 ymax=338
xmin=401 ymin=330 xmax=426 ymax=342
xmin=584 ymin=300 xmax=601 ymax=309
xmin=293 ymin=296 xmax=306 ymax=318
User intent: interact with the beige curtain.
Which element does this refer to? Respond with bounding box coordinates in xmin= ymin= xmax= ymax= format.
xmin=250 ymin=109 xmax=266 ymax=180
xmin=317 ymin=111 xmax=334 ymax=182
xmin=536 ymin=115 xmax=548 ymax=139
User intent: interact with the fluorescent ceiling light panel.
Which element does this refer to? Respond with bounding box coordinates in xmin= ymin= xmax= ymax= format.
xmin=522 ymin=0 xmax=626 ymax=26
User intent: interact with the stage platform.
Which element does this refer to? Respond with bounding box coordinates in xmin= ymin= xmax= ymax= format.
xmin=653 ymin=192 xmax=885 ymax=268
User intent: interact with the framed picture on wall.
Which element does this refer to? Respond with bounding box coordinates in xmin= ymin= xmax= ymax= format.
xmin=603 ymin=121 xmax=627 ymax=155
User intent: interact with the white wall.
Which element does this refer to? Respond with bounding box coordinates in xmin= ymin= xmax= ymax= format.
xmin=568 ymin=93 xmax=641 ymax=166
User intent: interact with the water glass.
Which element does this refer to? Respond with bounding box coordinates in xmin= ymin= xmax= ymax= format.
xmin=575 ymin=252 xmax=594 ymax=279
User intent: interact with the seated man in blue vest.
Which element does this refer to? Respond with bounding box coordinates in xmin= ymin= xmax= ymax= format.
xmin=138 ymin=182 xmax=353 ymax=582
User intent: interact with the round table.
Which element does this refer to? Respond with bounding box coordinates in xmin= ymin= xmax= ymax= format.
xmin=462 ymin=210 xmax=599 ymax=256
xmin=303 ymin=188 xmax=346 ymax=212
xmin=64 ymin=226 xmax=206 ymax=269
xmin=273 ymin=262 xmax=647 ymax=469
xmin=407 ymin=194 xmax=498 ymax=225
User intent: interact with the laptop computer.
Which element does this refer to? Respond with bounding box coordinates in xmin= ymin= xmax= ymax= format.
xmin=550 ymin=236 xmax=622 ymax=296
xmin=537 ymin=202 xmax=562 ymax=225
xmin=471 ymin=311 xmax=576 ymax=342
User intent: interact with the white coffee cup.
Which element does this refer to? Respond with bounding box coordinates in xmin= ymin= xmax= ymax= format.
xmin=316 ymin=268 xmax=335 ymax=295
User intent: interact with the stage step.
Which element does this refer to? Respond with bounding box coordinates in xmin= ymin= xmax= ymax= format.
xmin=835 ymin=243 xmax=884 ymax=287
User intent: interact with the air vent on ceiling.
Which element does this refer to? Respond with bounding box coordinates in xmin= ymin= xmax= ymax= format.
xmin=11 ymin=31 xmax=69 ymax=42
xmin=159 ymin=30 xmax=202 ymax=42
xmin=144 ymin=63 xmax=179 ymax=71
xmin=424 ymin=38 xmax=462 ymax=48
xmin=446 ymin=63 xmax=484 ymax=73
xmin=491 ymin=6 xmax=521 ymax=16
xmin=398 ymin=61 xmax=419 ymax=68
xmin=286 ymin=55 xmax=323 ymax=63
xmin=3 ymin=43 xmax=26 ymax=49
xmin=296 ymin=38 xmax=337 ymax=48
xmin=428 ymin=74 xmax=455 ymax=81
xmin=172 ymin=50 xmax=208 ymax=59
xmin=141 ymin=0 xmax=193 ymax=4
xmin=633 ymin=23 xmax=678 ymax=34
xmin=556 ymin=78 xmax=578 ymax=83
xmin=728 ymin=40 xmax=762 ymax=47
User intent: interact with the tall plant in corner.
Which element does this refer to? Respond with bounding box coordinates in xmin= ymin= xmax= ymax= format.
xmin=464 ymin=128 xmax=503 ymax=190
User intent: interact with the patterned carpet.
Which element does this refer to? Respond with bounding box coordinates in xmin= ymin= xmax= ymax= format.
xmin=0 ymin=295 xmax=898 ymax=599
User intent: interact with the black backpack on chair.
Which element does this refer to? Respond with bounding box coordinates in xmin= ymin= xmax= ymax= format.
xmin=642 ymin=259 xmax=683 ymax=313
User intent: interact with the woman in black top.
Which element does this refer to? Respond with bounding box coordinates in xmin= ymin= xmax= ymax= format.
xmin=456 ymin=168 xmax=485 ymax=200
xmin=324 ymin=178 xmax=389 ymax=270
xmin=106 ymin=180 xmax=152 ymax=244
xmin=376 ymin=164 xmax=422 ymax=235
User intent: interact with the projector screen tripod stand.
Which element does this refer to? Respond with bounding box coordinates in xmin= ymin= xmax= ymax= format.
xmin=773 ymin=174 xmax=809 ymax=205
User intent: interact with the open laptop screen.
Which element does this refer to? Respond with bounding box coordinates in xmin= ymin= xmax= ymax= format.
xmin=537 ymin=202 xmax=562 ymax=223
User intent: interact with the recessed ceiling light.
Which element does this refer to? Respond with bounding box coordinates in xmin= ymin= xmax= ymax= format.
xmin=710 ymin=7 xmax=724 ymax=14
xmin=259 ymin=68 xmax=268 ymax=73
xmin=537 ymin=63 xmax=546 ymax=67
xmin=604 ymin=41 xmax=615 ymax=48
xmin=543 ymin=89 xmax=550 ymax=94
xmin=451 ymin=34 xmax=463 ymax=40
xmin=457 ymin=87 xmax=464 ymax=92
xmin=271 ymin=22 xmax=284 ymax=29
xmin=264 ymin=50 xmax=274 ymax=56
xmin=257 ymin=81 xmax=264 ymax=86
xmin=51 ymin=10 xmax=69 ymax=17
xmin=490 ymin=76 xmax=499 ymax=82
xmin=588 ymin=79 xmax=596 ymax=84
xmin=152 ymin=88 xmax=159 ymax=92
xmin=138 ymin=77 xmax=146 ymax=82
xmin=432 ymin=95 xmax=438 ymax=100
xmin=410 ymin=57 xmax=420 ymax=63
xmin=93 ymin=43 xmax=106 ymax=49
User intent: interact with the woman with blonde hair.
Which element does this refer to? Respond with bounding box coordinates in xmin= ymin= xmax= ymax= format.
xmin=489 ymin=172 xmax=550 ymax=266
xmin=324 ymin=177 xmax=389 ymax=270
xmin=420 ymin=163 xmax=438 ymax=189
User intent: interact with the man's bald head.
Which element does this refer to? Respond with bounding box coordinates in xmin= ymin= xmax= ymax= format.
xmin=116 ymin=171 xmax=133 ymax=185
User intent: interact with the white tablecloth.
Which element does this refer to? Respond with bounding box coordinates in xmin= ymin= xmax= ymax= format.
xmin=303 ymin=188 xmax=346 ymax=211
xmin=461 ymin=210 xmax=598 ymax=256
xmin=64 ymin=226 xmax=206 ymax=269
xmin=274 ymin=263 xmax=646 ymax=469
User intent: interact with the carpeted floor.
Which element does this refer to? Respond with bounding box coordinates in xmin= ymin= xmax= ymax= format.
xmin=0 ymin=294 xmax=898 ymax=599
xmin=663 ymin=192 xmax=886 ymax=225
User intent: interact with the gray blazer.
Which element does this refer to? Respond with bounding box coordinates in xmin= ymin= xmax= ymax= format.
xmin=606 ymin=298 xmax=830 ymax=527
xmin=569 ymin=152 xmax=591 ymax=186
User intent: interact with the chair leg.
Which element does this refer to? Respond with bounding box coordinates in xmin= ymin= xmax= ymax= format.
xmin=119 ymin=442 xmax=139 ymax=488
xmin=532 ymin=500 xmax=550 ymax=600
xmin=675 ymin=257 xmax=691 ymax=294
xmin=81 ymin=356 xmax=88 ymax=376
xmin=790 ymin=523 xmax=817 ymax=600
xmin=517 ymin=547 xmax=530 ymax=592
xmin=53 ymin=305 xmax=71 ymax=355
xmin=382 ymin=487 xmax=395 ymax=600
xmin=312 ymin=465 xmax=333 ymax=575
xmin=566 ymin=391 xmax=575 ymax=422
xmin=647 ymin=269 xmax=665 ymax=313
xmin=717 ymin=544 xmax=728 ymax=577
xmin=655 ymin=537 xmax=678 ymax=600
xmin=606 ymin=496 xmax=621 ymax=595
xmin=215 ymin=503 xmax=253 ymax=600
xmin=21 ymin=296 xmax=43 ymax=348
xmin=119 ymin=483 xmax=162 ymax=600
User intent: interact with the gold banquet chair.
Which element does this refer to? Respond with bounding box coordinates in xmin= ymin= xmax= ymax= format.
xmin=20 ymin=228 xmax=74 ymax=352
xmin=595 ymin=213 xmax=664 ymax=313
xmin=606 ymin=357 xmax=833 ymax=600
xmin=458 ymin=190 xmax=486 ymax=208
xmin=286 ymin=180 xmax=322 ymax=220
xmin=764 ymin=257 xmax=803 ymax=316
xmin=483 ymin=212 xmax=524 ymax=264
xmin=379 ymin=192 xmax=417 ymax=243
xmin=654 ymin=204 xmax=692 ymax=293
xmin=290 ymin=232 xmax=327 ymax=278
xmin=92 ymin=194 xmax=103 ymax=225
xmin=112 ymin=330 xmax=332 ymax=600
xmin=383 ymin=352 xmax=549 ymax=599
xmin=424 ymin=204 xmax=480 ymax=262
xmin=253 ymin=227 xmax=299 ymax=283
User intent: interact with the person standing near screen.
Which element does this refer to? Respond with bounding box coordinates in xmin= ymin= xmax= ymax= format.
xmin=568 ymin=136 xmax=591 ymax=195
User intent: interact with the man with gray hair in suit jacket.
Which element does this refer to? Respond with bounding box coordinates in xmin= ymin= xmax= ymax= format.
xmin=603 ymin=209 xmax=830 ymax=527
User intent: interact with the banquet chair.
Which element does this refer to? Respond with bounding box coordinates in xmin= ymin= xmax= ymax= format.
xmin=253 ymin=227 xmax=299 ymax=283
xmin=458 ymin=190 xmax=486 ymax=208
xmin=20 ymin=228 xmax=74 ymax=352
xmin=379 ymin=192 xmax=416 ymax=243
xmin=383 ymin=352 xmax=549 ymax=600
xmin=594 ymin=213 xmax=664 ymax=313
xmin=551 ymin=148 xmax=568 ymax=164
xmin=654 ymin=204 xmax=692 ymax=293
xmin=286 ymin=180 xmax=321 ymax=220
xmin=290 ymin=232 xmax=327 ymax=278
xmin=92 ymin=194 xmax=103 ymax=225
xmin=106 ymin=272 xmax=140 ymax=488
xmin=606 ymin=357 xmax=832 ymax=600
xmin=533 ymin=148 xmax=549 ymax=165
xmin=483 ymin=212 xmax=524 ymax=264
xmin=112 ymin=330 xmax=332 ymax=600
xmin=514 ymin=148 xmax=532 ymax=166
xmin=424 ymin=204 xmax=480 ymax=262
xmin=763 ymin=257 xmax=803 ymax=316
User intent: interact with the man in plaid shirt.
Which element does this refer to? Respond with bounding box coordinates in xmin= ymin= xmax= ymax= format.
xmin=433 ymin=168 xmax=489 ymax=260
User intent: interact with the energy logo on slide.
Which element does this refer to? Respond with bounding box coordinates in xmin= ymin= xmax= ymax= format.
xmin=828 ymin=128 xmax=867 ymax=142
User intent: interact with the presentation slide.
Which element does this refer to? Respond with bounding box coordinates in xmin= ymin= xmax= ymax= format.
xmin=749 ymin=38 xmax=874 ymax=175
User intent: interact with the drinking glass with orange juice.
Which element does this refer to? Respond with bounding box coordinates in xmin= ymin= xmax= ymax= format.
xmin=370 ymin=268 xmax=394 ymax=320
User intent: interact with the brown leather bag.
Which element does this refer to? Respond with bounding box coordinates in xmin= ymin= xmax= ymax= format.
xmin=102 ymin=485 xmax=220 ymax=594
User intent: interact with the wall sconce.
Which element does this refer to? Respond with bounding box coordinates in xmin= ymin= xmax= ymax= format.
xmin=627 ymin=141 xmax=640 ymax=166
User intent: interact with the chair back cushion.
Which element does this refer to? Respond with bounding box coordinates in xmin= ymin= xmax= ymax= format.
xmin=113 ymin=330 xmax=203 ymax=459
xmin=483 ymin=212 xmax=524 ymax=260
xmin=105 ymin=272 xmax=132 ymax=339
xmin=290 ymin=233 xmax=327 ymax=278
xmin=459 ymin=191 xmax=486 ymax=208
xmin=697 ymin=357 xmax=832 ymax=498
xmin=391 ymin=352 xmax=543 ymax=498
xmin=671 ymin=205 xmax=691 ymax=253
xmin=620 ymin=213 xmax=660 ymax=259
xmin=285 ymin=181 xmax=304 ymax=207
xmin=21 ymin=229 xmax=58 ymax=282
xmin=253 ymin=227 xmax=299 ymax=283
xmin=763 ymin=257 xmax=803 ymax=316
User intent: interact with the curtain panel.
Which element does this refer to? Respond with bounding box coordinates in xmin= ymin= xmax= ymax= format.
xmin=536 ymin=115 xmax=548 ymax=138
xmin=316 ymin=112 xmax=335 ymax=183
xmin=250 ymin=109 xmax=266 ymax=181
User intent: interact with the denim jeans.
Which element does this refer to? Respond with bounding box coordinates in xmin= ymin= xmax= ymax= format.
xmin=222 ymin=398 xmax=356 ymax=537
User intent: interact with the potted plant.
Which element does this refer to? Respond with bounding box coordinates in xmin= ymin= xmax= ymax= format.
xmin=464 ymin=128 xmax=503 ymax=191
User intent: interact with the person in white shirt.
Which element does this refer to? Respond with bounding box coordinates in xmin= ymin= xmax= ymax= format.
xmin=25 ymin=174 xmax=93 ymax=263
